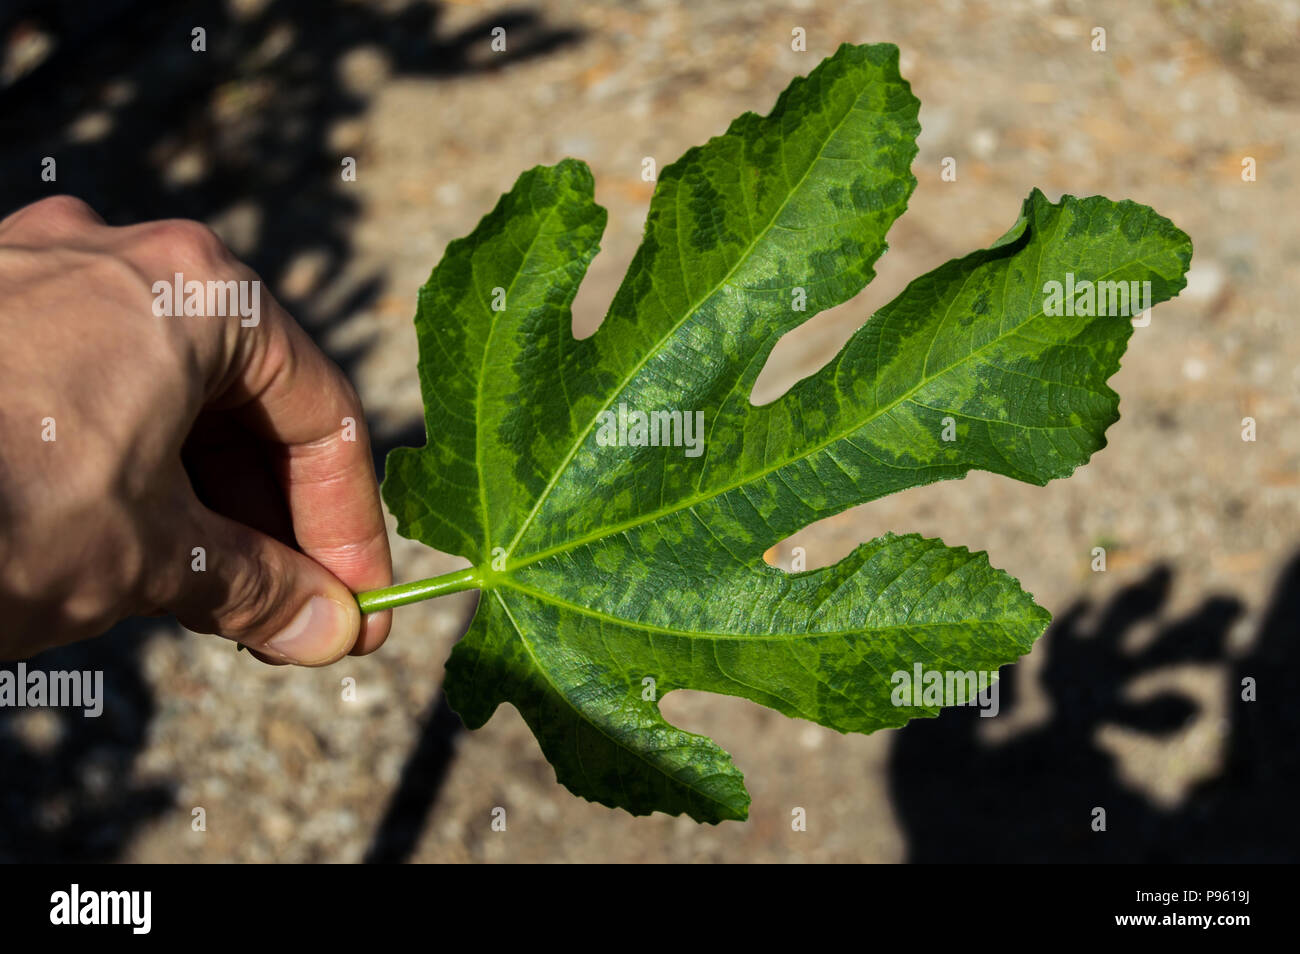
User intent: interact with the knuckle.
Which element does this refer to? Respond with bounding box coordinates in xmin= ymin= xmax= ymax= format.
xmin=333 ymin=365 xmax=363 ymax=414
xmin=312 ymin=354 xmax=364 ymax=419
xmin=138 ymin=218 xmax=230 ymax=266
xmin=30 ymin=194 xmax=98 ymax=223
xmin=1 ymin=195 xmax=101 ymax=236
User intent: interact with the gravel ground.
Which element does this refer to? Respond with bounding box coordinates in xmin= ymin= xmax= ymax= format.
xmin=2 ymin=0 xmax=1297 ymax=862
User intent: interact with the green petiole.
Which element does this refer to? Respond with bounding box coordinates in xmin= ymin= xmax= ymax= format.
xmin=355 ymin=566 xmax=482 ymax=614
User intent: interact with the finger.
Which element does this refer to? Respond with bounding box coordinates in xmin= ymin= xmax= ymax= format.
xmin=107 ymin=215 xmax=393 ymax=653
xmin=160 ymin=496 xmax=362 ymax=666
xmin=216 ymin=291 xmax=393 ymax=654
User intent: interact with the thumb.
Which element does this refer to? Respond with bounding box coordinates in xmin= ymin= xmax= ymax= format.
xmin=161 ymin=500 xmax=362 ymax=665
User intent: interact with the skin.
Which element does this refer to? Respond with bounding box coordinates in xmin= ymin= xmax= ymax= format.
xmin=0 ymin=196 xmax=392 ymax=665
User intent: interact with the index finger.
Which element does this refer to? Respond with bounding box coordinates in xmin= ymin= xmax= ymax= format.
xmin=217 ymin=289 xmax=393 ymax=654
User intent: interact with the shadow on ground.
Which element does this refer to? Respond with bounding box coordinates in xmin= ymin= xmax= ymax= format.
xmin=0 ymin=618 xmax=171 ymax=862
xmin=1 ymin=0 xmax=578 ymax=387
xmin=363 ymin=692 xmax=464 ymax=863
xmin=0 ymin=0 xmax=578 ymax=861
xmin=890 ymin=551 xmax=1300 ymax=862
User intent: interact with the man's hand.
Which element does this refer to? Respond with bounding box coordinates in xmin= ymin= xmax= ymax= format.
xmin=0 ymin=196 xmax=393 ymax=664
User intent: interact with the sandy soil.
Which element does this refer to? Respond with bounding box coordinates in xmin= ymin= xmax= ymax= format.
xmin=3 ymin=0 xmax=1297 ymax=862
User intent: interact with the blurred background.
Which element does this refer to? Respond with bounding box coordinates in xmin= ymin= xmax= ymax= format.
xmin=1 ymin=0 xmax=1297 ymax=862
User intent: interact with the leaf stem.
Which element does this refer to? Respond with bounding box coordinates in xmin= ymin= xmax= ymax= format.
xmin=355 ymin=567 xmax=482 ymax=614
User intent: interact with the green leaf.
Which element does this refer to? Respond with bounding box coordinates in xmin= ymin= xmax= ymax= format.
xmin=378 ymin=42 xmax=1192 ymax=822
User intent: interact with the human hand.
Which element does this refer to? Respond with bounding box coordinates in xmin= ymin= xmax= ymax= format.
xmin=0 ymin=196 xmax=392 ymax=664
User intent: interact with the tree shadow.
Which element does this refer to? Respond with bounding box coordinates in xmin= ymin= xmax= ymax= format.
xmin=363 ymin=692 xmax=463 ymax=863
xmin=889 ymin=552 xmax=1300 ymax=862
xmin=0 ymin=618 xmax=174 ymax=862
xmin=1 ymin=1 xmax=580 ymax=385
xmin=0 ymin=0 xmax=580 ymax=861
xmin=1 ymin=0 xmax=580 ymax=336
